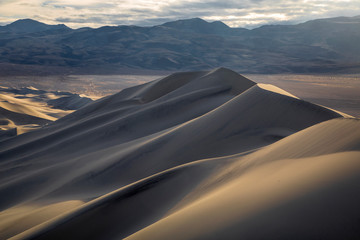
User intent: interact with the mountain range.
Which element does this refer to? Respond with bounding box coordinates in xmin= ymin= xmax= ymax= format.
xmin=0 ymin=16 xmax=360 ymax=74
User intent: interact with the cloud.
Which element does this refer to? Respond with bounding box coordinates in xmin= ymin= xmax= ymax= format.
xmin=0 ymin=0 xmax=359 ymax=28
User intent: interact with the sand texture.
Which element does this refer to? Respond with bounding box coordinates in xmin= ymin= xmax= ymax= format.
xmin=0 ymin=68 xmax=359 ymax=240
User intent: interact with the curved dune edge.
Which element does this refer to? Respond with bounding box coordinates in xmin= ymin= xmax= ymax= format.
xmin=9 ymin=160 xmax=221 ymax=240
xmin=0 ymin=68 xmax=359 ymax=239
xmin=256 ymin=83 xmax=352 ymax=118
xmin=257 ymin=83 xmax=299 ymax=99
xmin=315 ymin=103 xmax=353 ymax=118
xmin=126 ymin=151 xmax=360 ymax=240
xmin=0 ymin=200 xmax=84 ymax=239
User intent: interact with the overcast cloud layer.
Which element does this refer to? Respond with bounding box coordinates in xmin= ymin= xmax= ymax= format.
xmin=0 ymin=0 xmax=359 ymax=28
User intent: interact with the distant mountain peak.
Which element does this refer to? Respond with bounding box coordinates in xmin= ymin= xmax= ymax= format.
xmin=211 ymin=20 xmax=230 ymax=27
xmin=8 ymin=18 xmax=49 ymax=28
xmin=162 ymin=18 xmax=229 ymax=27
xmin=161 ymin=18 xmax=231 ymax=35
xmin=162 ymin=18 xmax=208 ymax=27
xmin=4 ymin=18 xmax=70 ymax=33
xmin=11 ymin=18 xmax=41 ymax=24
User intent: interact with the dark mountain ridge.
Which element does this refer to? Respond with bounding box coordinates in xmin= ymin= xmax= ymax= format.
xmin=0 ymin=16 xmax=359 ymax=74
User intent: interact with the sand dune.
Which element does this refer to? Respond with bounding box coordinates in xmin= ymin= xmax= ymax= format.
xmin=126 ymin=119 xmax=360 ymax=240
xmin=0 ymin=86 xmax=93 ymax=141
xmin=0 ymin=68 xmax=359 ymax=239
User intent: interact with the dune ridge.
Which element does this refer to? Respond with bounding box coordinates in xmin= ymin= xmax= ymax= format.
xmin=0 ymin=68 xmax=359 ymax=240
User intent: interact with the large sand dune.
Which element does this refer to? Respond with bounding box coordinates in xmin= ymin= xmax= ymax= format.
xmin=0 ymin=68 xmax=359 ymax=239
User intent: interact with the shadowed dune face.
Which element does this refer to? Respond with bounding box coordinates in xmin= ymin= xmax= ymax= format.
xmin=0 ymin=68 xmax=359 ymax=240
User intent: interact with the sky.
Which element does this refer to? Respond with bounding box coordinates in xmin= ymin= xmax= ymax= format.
xmin=0 ymin=0 xmax=359 ymax=29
